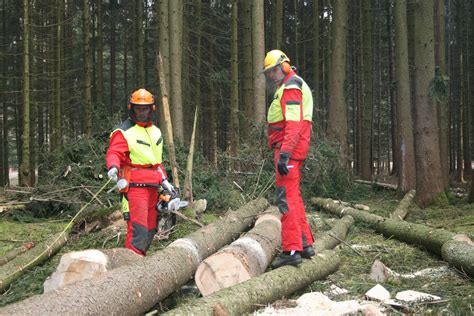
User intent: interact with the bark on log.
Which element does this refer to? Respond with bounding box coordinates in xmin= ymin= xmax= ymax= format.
xmin=390 ymin=189 xmax=416 ymax=220
xmin=0 ymin=242 xmax=35 ymax=266
xmin=0 ymin=198 xmax=269 ymax=315
xmin=354 ymin=179 xmax=398 ymax=190
xmin=313 ymin=215 xmax=354 ymax=253
xmin=163 ymin=215 xmax=353 ymax=315
xmin=441 ymin=240 xmax=474 ymax=277
xmin=0 ymin=232 xmax=68 ymax=292
xmin=164 ymin=250 xmax=340 ymax=316
xmin=311 ymin=197 xmax=474 ymax=277
xmin=195 ymin=207 xmax=281 ymax=296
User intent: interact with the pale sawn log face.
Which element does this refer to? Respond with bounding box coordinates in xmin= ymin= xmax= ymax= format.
xmin=195 ymin=208 xmax=281 ymax=296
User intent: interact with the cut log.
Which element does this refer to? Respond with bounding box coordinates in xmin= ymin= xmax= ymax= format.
xmin=43 ymin=248 xmax=142 ymax=293
xmin=0 ymin=198 xmax=269 ymax=315
xmin=163 ymin=215 xmax=354 ymax=315
xmin=312 ymin=215 xmax=354 ymax=253
xmin=0 ymin=232 xmax=68 ymax=292
xmin=195 ymin=207 xmax=281 ymax=296
xmin=312 ymin=197 xmax=474 ymax=277
xmin=354 ymin=179 xmax=397 ymax=190
xmin=164 ymin=250 xmax=340 ymax=315
xmin=441 ymin=240 xmax=474 ymax=277
xmin=390 ymin=189 xmax=416 ymax=220
xmin=0 ymin=242 xmax=35 ymax=266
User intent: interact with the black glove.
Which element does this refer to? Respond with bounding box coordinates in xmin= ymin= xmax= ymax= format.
xmin=277 ymin=152 xmax=290 ymax=176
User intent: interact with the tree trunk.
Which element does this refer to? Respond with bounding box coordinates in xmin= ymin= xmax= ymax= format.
xmin=441 ymin=240 xmax=474 ymax=277
xmin=109 ymin=0 xmax=116 ymax=114
xmin=96 ymin=0 xmax=104 ymax=110
xmin=252 ymin=0 xmax=266 ymax=126
xmin=272 ymin=0 xmax=283 ymax=48
xmin=19 ymin=0 xmax=30 ymax=187
xmin=136 ymin=0 xmax=144 ymax=87
xmin=326 ymin=0 xmax=348 ymax=163
xmin=0 ymin=198 xmax=269 ymax=315
xmin=469 ymin=177 xmax=474 ymax=203
xmin=390 ymin=189 xmax=416 ymax=220
xmin=157 ymin=53 xmax=180 ymax=188
xmin=230 ymin=0 xmax=240 ymax=171
xmin=0 ymin=232 xmax=68 ymax=292
xmin=394 ymin=0 xmax=416 ymax=192
xmin=312 ymin=0 xmax=320 ymax=125
xmin=241 ymin=0 xmax=253 ymax=141
xmin=387 ymin=0 xmax=398 ymax=176
xmin=83 ymin=0 xmax=92 ymax=136
xmin=51 ymin=0 xmax=63 ymax=151
xmin=195 ymin=208 xmax=281 ymax=296
xmin=413 ymin=0 xmax=446 ymax=207
xmin=311 ymin=197 xmax=474 ymax=276
xmin=169 ymin=0 xmax=184 ymax=141
xmin=183 ymin=106 xmax=198 ymax=202
xmin=435 ymin=0 xmax=449 ymax=189
xmin=312 ymin=215 xmax=354 ymax=253
xmin=360 ymin=0 xmax=374 ymax=180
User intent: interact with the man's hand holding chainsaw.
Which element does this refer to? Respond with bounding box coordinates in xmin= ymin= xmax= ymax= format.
xmin=161 ymin=178 xmax=177 ymax=198
xmin=107 ymin=167 xmax=119 ymax=182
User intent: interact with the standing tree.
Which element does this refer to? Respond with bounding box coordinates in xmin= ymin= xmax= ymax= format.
xmin=252 ymin=0 xmax=266 ymax=126
xmin=83 ymin=0 xmax=92 ymax=136
xmin=326 ymin=0 xmax=348 ymax=163
xmin=413 ymin=0 xmax=446 ymax=207
xmin=272 ymin=0 xmax=283 ymax=49
xmin=137 ymin=0 xmax=145 ymax=87
xmin=230 ymin=0 xmax=240 ymax=171
xmin=360 ymin=0 xmax=374 ymax=180
xmin=312 ymin=0 xmax=320 ymax=125
xmin=435 ymin=0 xmax=449 ymax=189
xmin=169 ymin=0 xmax=184 ymax=141
xmin=96 ymin=0 xmax=104 ymax=110
xmin=19 ymin=0 xmax=31 ymax=187
xmin=394 ymin=0 xmax=416 ymax=191
xmin=241 ymin=0 xmax=253 ymax=140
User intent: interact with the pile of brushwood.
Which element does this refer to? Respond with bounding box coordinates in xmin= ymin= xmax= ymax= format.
xmin=1 ymin=128 xmax=472 ymax=314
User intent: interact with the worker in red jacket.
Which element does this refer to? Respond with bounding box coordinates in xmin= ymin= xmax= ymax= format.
xmin=263 ymin=50 xmax=315 ymax=269
xmin=106 ymin=88 xmax=175 ymax=256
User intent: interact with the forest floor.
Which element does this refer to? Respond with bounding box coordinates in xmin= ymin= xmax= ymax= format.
xmin=0 ymin=182 xmax=473 ymax=314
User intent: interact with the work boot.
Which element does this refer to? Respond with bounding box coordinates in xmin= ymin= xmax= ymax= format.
xmin=271 ymin=251 xmax=302 ymax=269
xmin=301 ymin=246 xmax=315 ymax=259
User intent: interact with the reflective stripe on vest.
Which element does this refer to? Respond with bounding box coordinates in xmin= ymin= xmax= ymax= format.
xmin=267 ymin=74 xmax=313 ymax=123
xmin=111 ymin=124 xmax=163 ymax=165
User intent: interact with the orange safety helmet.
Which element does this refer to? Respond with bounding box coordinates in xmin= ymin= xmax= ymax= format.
xmin=263 ymin=50 xmax=292 ymax=74
xmin=128 ymin=89 xmax=156 ymax=111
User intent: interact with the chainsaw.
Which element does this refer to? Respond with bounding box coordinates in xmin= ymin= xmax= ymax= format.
xmin=157 ymin=189 xmax=189 ymax=213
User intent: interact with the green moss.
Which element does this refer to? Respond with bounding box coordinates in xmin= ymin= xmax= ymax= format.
xmin=428 ymin=191 xmax=449 ymax=207
xmin=0 ymin=220 xmax=65 ymax=255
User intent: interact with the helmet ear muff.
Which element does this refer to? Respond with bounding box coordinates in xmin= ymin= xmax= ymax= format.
xmin=281 ymin=61 xmax=292 ymax=74
xmin=152 ymin=105 xmax=156 ymax=111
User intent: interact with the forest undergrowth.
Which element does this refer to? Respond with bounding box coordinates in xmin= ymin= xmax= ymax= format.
xmin=0 ymin=133 xmax=472 ymax=314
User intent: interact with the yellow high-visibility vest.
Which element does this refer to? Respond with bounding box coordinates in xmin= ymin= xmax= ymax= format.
xmin=267 ymin=75 xmax=313 ymax=123
xmin=111 ymin=119 xmax=163 ymax=165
